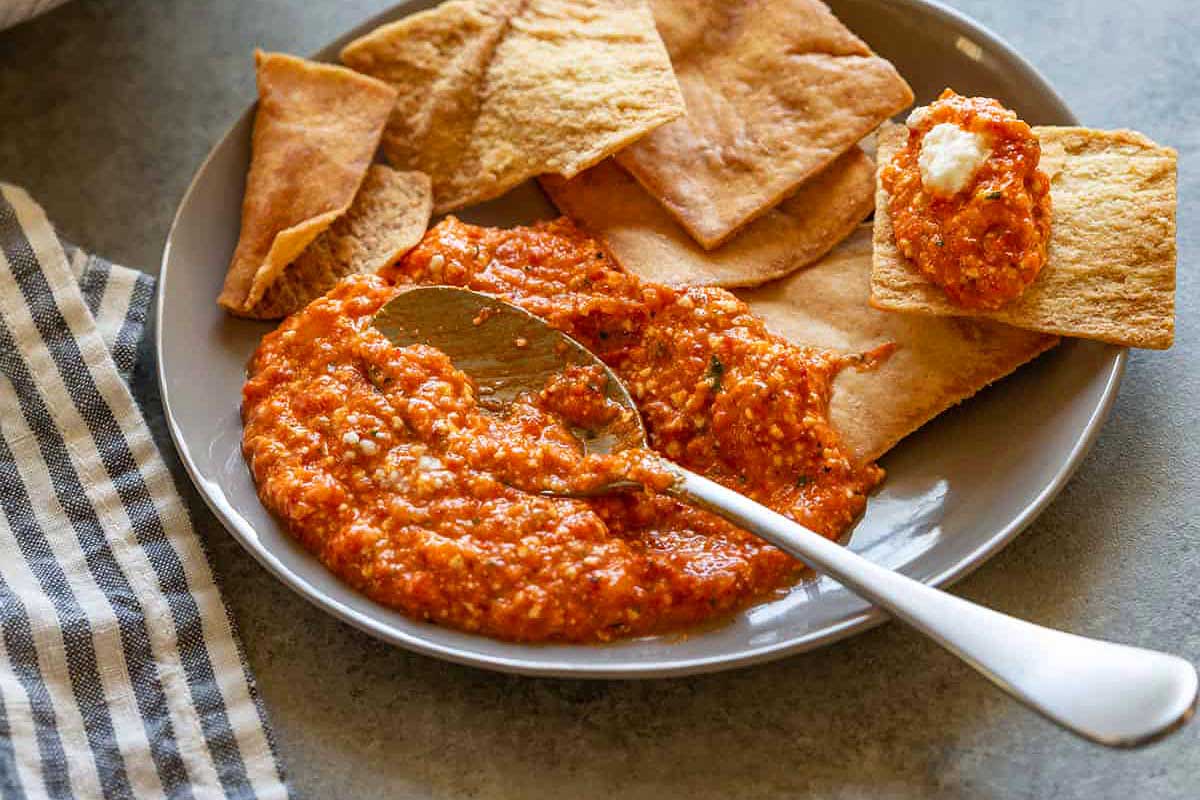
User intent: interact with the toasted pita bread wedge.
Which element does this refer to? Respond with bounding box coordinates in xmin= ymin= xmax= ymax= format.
xmin=341 ymin=0 xmax=684 ymax=214
xmin=251 ymin=166 xmax=433 ymax=319
xmin=219 ymin=51 xmax=397 ymax=317
xmin=541 ymin=148 xmax=875 ymax=287
xmin=871 ymin=123 xmax=1177 ymax=349
xmin=739 ymin=226 xmax=1058 ymax=463
xmin=613 ymin=0 xmax=912 ymax=250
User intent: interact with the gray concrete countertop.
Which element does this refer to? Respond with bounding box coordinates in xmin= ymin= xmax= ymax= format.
xmin=2 ymin=1 xmax=1196 ymax=797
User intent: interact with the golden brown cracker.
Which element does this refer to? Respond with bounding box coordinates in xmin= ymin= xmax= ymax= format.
xmin=341 ymin=0 xmax=684 ymax=214
xmin=218 ymin=51 xmax=397 ymax=318
xmin=613 ymin=0 xmax=912 ymax=250
xmin=871 ymin=123 xmax=1177 ymax=349
xmin=740 ymin=226 xmax=1058 ymax=463
xmin=541 ymin=148 xmax=875 ymax=287
xmin=251 ymin=166 xmax=433 ymax=319
xmin=340 ymin=0 xmax=519 ymax=208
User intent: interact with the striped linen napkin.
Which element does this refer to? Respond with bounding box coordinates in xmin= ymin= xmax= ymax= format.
xmin=0 ymin=184 xmax=288 ymax=799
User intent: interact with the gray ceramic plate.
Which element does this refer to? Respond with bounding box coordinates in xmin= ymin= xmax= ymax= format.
xmin=158 ymin=0 xmax=1124 ymax=677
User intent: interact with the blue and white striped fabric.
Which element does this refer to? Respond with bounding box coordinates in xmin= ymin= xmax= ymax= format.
xmin=0 ymin=184 xmax=288 ymax=799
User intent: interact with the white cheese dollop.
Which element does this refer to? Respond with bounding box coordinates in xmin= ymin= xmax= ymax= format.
xmin=417 ymin=455 xmax=445 ymax=472
xmin=905 ymin=105 xmax=931 ymax=129
xmin=918 ymin=122 xmax=992 ymax=195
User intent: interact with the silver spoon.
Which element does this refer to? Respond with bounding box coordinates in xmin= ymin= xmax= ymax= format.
xmin=374 ymin=285 xmax=1197 ymax=748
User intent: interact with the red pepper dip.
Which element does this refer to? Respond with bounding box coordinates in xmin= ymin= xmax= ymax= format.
xmin=242 ymin=217 xmax=883 ymax=642
xmin=882 ymin=89 xmax=1052 ymax=310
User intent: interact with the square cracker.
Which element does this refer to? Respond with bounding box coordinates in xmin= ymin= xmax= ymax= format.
xmin=739 ymin=225 xmax=1058 ymax=463
xmin=341 ymin=0 xmax=684 ymax=214
xmin=250 ymin=166 xmax=433 ymax=319
xmin=540 ymin=147 xmax=875 ymax=288
xmin=613 ymin=0 xmax=912 ymax=250
xmin=871 ymin=123 xmax=1177 ymax=349
xmin=219 ymin=51 xmax=397 ymax=317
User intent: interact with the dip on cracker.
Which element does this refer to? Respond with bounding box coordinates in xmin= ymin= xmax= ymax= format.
xmin=881 ymin=90 xmax=1052 ymax=310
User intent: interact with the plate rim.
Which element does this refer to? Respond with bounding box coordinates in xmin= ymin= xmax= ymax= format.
xmin=155 ymin=0 xmax=1127 ymax=678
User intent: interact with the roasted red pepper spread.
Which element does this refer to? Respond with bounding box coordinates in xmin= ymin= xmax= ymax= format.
xmin=882 ymin=89 xmax=1052 ymax=310
xmin=242 ymin=218 xmax=882 ymax=642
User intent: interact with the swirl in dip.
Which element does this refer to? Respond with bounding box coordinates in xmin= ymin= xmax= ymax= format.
xmin=882 ymin=89 xmax=1052 ymax=310
xmin=242 ymin=218 xmax=883 ymax=642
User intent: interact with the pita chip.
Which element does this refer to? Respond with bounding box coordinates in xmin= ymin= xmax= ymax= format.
xmin=541 ymin=147 xmax=875 ymax=287
xmin=341 ymin=0 xmax=685 ymax=214
xmin=739 ymin=226 xmax=1058 ymax=463
xmin=251 ymin=166 xmax=433 ymax=319
xmin=871 ymin=123 xmax=1178 ymax=349
xmin=219 ymin=51 xmax=397 ymax=317
xmin=614 ymin=0 xmax=912 ymax=249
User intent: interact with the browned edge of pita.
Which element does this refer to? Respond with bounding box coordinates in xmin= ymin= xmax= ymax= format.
xmin=740 ymin=225 xmax=1059 ymax=464
xmin=541 ymin=147 xmax=875 ymax=288
xmin=871 ymin=122 xmax=1178 ymax=349
xmin=341 ymin=0 xmax=685 ymax=215
xmin=219 ymin=50 xmax=397 ymax=318
xmin=248 ymin=166 xmax=433 ymax=320
xmin=614 ymin=0 xmax=913 ymax=250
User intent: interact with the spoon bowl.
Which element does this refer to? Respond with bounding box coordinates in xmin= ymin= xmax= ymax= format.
xmin=373 ymin=285 xmax=646 ymax=458
xmin=373 ymin=285 xmax=650 ymax=496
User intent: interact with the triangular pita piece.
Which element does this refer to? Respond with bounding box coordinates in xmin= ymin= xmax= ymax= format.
xmin=871 ymin=123 xmax=1177 ymax=349
xmin=251 ymin=166 xmax=433 ymax=319
xmin=739 ymin=226 xmax=1058 ymax=463
xmin=341 ymin=0 xmax=684 ymax=214
xmin=219 ymin=51 xmax=397 ymax=317
xmin=613 ymin=0 xmax=912 ymax=249
xmin=541 ymin=147 xmax=875 ymax=288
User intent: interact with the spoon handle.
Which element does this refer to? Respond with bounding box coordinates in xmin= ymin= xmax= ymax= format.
xmin=666 ymin=465 xmax=1197 ymax=747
